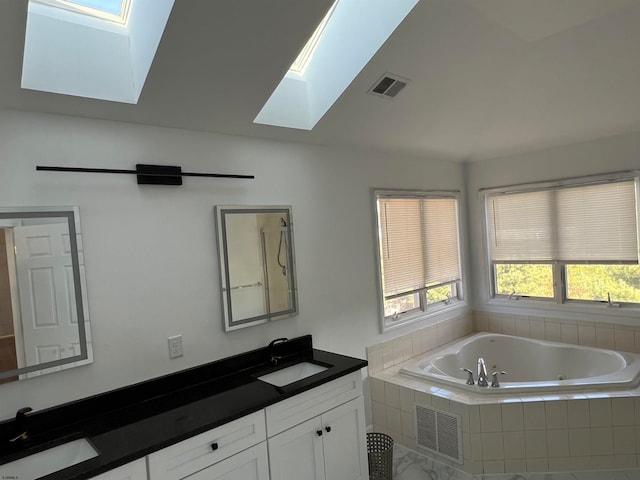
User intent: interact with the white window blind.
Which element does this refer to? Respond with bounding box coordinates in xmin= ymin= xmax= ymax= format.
xmin=378 ymin=195 xmax=461 ymax=297
xmin=487 ymin=179 xmax=639 ymax=263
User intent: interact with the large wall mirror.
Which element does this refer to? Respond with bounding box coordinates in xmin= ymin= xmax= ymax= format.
xmin=0 ymin=207 xmax=92 ymax=383
xmin=215 ymin=206 xmax=298 ymax=331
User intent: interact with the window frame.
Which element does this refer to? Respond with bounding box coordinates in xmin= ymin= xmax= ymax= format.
xmin=482 ymin=171 xmax=640 ymax=311
xmin=373 ymin=189 xmax=466 ymax=332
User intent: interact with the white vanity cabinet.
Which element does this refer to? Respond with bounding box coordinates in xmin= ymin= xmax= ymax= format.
xmin=266 ymin=371 xmax=368 ymax=480
xmin=88 ymin=458 xmax=147 ymax=480
xmin=146 ymin=410 xmax=268 ymax=480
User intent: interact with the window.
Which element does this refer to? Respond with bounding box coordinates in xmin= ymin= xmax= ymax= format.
xmin=33 ymin=0 xmax=131 ymax=24
xmin=485 ymin=174 xmax=640 ymax=307
xmin=289 ymin=1 xmax=337 ymax=74
xmin=374 ymin=190 xmax=463 ymax=330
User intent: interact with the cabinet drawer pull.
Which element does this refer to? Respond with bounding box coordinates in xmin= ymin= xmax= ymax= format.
xmin=211 ymin=442 xmax=219 ymax=451
xmin=325 ymin=426 xmax=331 ymax=433
xmin=316 ymin=430 xmax=323 ymax=436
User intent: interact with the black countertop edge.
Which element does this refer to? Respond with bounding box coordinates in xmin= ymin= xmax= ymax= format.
xmin=0 ymin=336 xmax=367 ymax=480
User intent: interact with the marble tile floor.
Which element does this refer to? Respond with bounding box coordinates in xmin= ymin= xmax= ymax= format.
xmin=391 ymin=444 xmax=640 ymax=480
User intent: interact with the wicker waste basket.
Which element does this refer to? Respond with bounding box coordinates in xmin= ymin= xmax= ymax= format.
xmin=366 ymin=432 xmax=394 ymax=480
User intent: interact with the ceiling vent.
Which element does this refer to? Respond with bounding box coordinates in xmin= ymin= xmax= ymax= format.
xmin=369 ymin=73 xmax=409 ymax=99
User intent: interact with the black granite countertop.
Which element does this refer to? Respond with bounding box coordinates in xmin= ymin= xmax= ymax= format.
xmin=0 ymin=335 xmax=367 ymax=480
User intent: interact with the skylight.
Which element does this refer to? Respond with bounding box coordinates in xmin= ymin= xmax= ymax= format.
xmin=34 ymin=0 xmax=131 ymax=24
xmin=289 ymin=2 xmax=337 ymax=74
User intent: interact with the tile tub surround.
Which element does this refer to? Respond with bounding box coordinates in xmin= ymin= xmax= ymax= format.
xmin=393 ymin=443 xmax=640 ymax=480
xmin=366 ymin=312 xmax=640 ymax=475
xmin=371 ymin=368 xmax=640 ymax=475
xmin=473 ymin=311 xmax=640 ymax=355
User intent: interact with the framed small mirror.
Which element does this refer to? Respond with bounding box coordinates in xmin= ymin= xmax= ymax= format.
xmin=215 ymin=206 xmax=298 ymax=331
xmin=0 ymin=207 xmax=92 ymax=383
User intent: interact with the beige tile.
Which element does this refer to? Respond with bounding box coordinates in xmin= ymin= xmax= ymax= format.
xmin=475 ymin=312 xmax=488 ymax=332
xmin=370 ymin=377 xmax=386 ymax=403
xmin=386 ymin=406 xmax=402 ymax=433
xmin=569 ymin=428 xmax=591 ymax=456
xmin=401 ymin=435 xmax=417 ymax=451
xmin=567 ymin=399 xmax=590 ymax=428
xmin=635 ymin=330 xmax=640 ymax=354
xmin=480 ymin=404 xmax=502 ymax=433
xmin=523 ymin=402 xmax=546 ymax=430
xmin=501 ymin=403 xmax=524 ymax=432
xmin=463 ymin=432 xmax=471 ymax=460
xmin=469 ymin=405 xmax=481 ymax=433
xmin=560 ymin=323 xmax=578 ymax=345
xmin=503 ymin=431 xmax=526 ymax=459
xmin=450 ymin=401 xmax=469 ymax=433
xmin=415 ymin=391 xmax=432 ymax=407
xmin=461 ymin=459 xmax=483 ymax=475
xmin=372 ymin=401 xmax=387 ymax=427
xmin=613 ymin=454 xmax=637 ymax=468
xmin=481 ymin=432 xmax=504 ymax=460
xmin=525 ymin=458 xmax=548 ymax=472
xmin=596 ymin=326 xmax=615 ymax=349
xmin=515 ymin=317 xmax=530 ymax=338
xmin=504 ymin=459 xmax=526 ymax=473
xmin=366 ymin=347 xmax=384 ymax=374
xmin=578 ymin=325 xmax=596 ymax=347
xmin=373 ymin=423 xmax=387 ymax=435
xmin=635 ymin=398 xmax=640 ymax=425
xmin=545 ymin=400 xmax=567 ymax=429
xmin=546 ymin=429 xmax=569 ymax=457
xmin=483 ymin=460 xmax=505 ymax=474
xmin=488 ymin=315 xmax=502 ymax=333
xmin=613 ymin=425 xmax=636 ymax=454
xmin=470 ymin=433 xmax=483 ymax=461
xmin=615 ymin=327 xmax=635 ymax=353
xmin=529 ymin=319 xmax=545 ymax=340
xmin=502 ymin=316 xmax=516 ymax=336
xmin=589 ymin=454 xmax=614 ymax=470
xmin=548 ymin=457 xmax=577 ymax=471
xmin=612 ymin=397 xmax=635 ymax=426
xmin=525 ymin=430 xmax=547 ymax=458
xmin=401 ymin=411 xmax=415 ymax=439
xmin=384 ymin=382 xmax=401 ymax=408
xmin=591 ymin=426 xmax=614 ymax=455
xmin=432 ymin=395 xmax=450 ymax=412
xmin=399 ymin=386 xmax=414 ymax=413
xmin=590 ymin=398 xmax=612 ymax=427
xmin=544 ymin=321 xmax=562 ymax=342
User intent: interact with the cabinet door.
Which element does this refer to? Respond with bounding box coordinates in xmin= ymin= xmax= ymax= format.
xmin=268 ymin=415 xmax=325 ymax=480
xmin=88 ymin=458 xmax=147 ymax=480
xmin=185 ymin=443 xmax=269 ymax=480
xmin=322 ymin=397 xmax=368 ymax=480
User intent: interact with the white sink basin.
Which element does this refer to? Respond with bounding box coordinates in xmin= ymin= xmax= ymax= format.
xmin=0 ymin=437 xmax=98 ymax=480
xmin=258 ymin=362 xmax=328 ymax=387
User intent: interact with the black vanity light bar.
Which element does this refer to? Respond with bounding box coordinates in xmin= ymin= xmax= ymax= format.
xmin=36 ymin=164 xmax=254 ymax=185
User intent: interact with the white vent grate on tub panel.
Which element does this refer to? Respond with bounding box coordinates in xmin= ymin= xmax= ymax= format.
xmin=415 ymin=403 xmax=462 ymax=463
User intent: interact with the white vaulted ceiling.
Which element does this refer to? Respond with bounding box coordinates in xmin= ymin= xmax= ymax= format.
xmin=1 ymin=0 xmax=640 ymax=161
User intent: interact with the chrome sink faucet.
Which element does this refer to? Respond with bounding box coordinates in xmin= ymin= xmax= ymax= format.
xmin=477 ymin=358 xmax=489 ymax=387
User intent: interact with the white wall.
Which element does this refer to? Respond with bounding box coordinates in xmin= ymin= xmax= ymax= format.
xmin=0 ymin=109 xmax=465 ymax=420
xmin=465 ymin=131 xmax=640 ymax=323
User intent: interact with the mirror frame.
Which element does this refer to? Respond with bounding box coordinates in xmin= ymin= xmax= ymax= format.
xmin=215 ymin=205 xmax=298 ymax=331
xmin=0 ymin=206 xmax=91 ymax=381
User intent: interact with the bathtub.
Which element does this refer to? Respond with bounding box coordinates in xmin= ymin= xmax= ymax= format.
xmin=400 ymin=332 xmax=640 ymax=394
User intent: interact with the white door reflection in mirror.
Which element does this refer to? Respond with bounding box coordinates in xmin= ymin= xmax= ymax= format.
xmin=0 ymin=207 xmax=92 ymax=384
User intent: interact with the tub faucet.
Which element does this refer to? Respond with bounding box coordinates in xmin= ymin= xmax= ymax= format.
xmin=8 ymin=407 xmax=32 ymax=444
xmin=459 ymin=368 xmax=475 ymax=385
xmin=477 ymin=358 xmax=489 ymax=387
xmin=491 ymin=371 xmax=507 ymax=387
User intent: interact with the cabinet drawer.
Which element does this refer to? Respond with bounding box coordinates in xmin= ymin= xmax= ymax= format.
xmin=186 ymin=442 xmax=269 ymax=480
xmin=147 ymin=410 xmax=266 ymax=480
xmin=265 ymin=371 xmax=362 ymax=436
xmin=88 ymin=458 xmax=146 ymax=480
